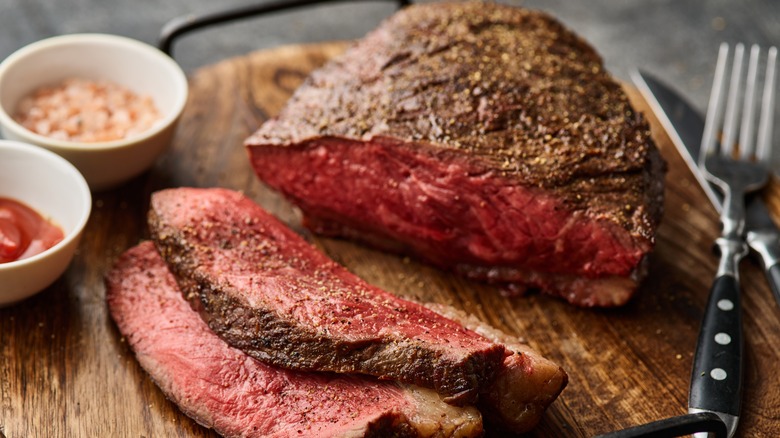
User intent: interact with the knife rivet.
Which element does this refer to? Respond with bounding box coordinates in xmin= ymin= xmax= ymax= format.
xmin=711 ymin=368 xmax=728 ymax=381
xmin=717 ymin=299 xmax=734 ymax=311
xmin=715 ymin=332 xmax=732 ymax=345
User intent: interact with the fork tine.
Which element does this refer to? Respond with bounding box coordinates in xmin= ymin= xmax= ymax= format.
xmin=739 ymin=45 xmax=760 ymax=160
xmin=701 ymin=43 xmax=730 ymax=163
xmin=722 ymin=43 xmax=745 ymax=157
xmin=756 ymin=46 xmax=777 ymax=163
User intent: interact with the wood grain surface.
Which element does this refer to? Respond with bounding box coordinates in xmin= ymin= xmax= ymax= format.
xmin=2 ymin=42 xmax=780 ymax=438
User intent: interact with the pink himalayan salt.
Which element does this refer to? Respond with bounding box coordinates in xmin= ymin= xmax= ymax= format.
xmin=14 ymin=78 xmax=162 ymax=143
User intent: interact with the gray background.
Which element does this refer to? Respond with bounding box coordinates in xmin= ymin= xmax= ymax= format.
xmin=0 ymin=0 xmax=778 ymax=123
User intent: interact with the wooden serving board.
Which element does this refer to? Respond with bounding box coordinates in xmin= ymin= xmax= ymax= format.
xmin=3 ymin=41 xmax=780 ymax=437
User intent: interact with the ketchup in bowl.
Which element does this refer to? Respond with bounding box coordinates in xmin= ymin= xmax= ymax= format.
xmin=0 ymin=197 xmax=64 ymax=263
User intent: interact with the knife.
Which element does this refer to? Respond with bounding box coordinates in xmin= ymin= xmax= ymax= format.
xmin=632 ymin=70 xmax=780 ymax=310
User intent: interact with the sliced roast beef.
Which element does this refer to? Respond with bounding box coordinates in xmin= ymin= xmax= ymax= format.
xmin=244 ymin=1 xmax=665 ymax=307
xmin=106 ymin=241 xmax=483 ymax=438
xmin=148 ymin=187 xmax=567 ymax=433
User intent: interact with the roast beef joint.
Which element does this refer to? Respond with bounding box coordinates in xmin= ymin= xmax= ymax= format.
xmin=246 ymin=1 xmax=666 ymax=307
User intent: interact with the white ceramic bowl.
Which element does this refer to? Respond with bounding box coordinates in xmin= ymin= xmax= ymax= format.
xmin=0 ymin=33 xmax=188 ymax=191
xmin=0 ymin=140 xmax=91 ymax=306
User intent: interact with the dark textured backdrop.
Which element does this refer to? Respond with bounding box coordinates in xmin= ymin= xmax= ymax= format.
xmin=1 ymin=0 xmax=778 ymax=121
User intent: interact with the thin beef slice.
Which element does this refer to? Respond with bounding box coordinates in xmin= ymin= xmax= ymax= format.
xmin=106 ymin=241 xmax=483 ymax=438
xmin=245 ymin=1 xmax=665 ymax=307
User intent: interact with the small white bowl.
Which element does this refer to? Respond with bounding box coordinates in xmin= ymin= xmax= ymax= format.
xmin=0 ymin=140 xmax=91 ymax=306
xmin=0 ymin=33 xmax=188 ymax=191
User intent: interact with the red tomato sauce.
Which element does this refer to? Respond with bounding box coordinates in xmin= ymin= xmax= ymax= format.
xmin=0 ymin=197 xmax=64 ymax=263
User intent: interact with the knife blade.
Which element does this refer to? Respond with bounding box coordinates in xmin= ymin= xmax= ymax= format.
xmin=632 ymin=69 xmax=780 ymax=310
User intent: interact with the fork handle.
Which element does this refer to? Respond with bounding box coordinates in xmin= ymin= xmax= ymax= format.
xmin=689 ymin=274 xmax=743 ymax=418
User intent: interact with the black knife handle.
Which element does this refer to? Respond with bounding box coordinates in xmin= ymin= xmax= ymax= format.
xmin=689 ymin=274 xmax=743 ymax=416
xmin=593 ymin=412 xmax=727 ymax=438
